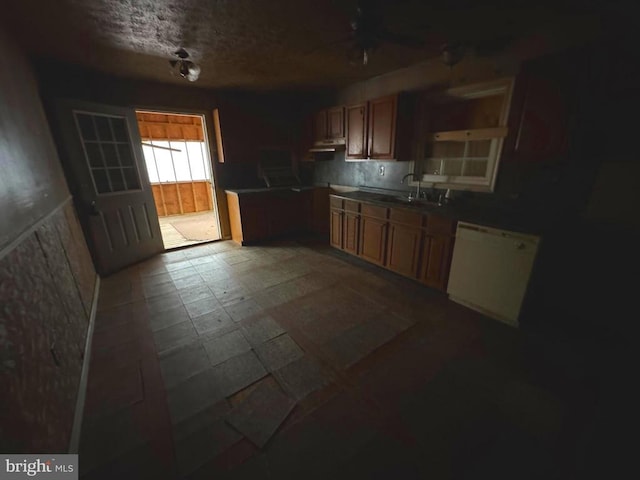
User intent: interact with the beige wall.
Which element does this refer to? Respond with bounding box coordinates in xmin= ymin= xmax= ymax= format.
xmin=0 ymin=29 xmax=70 ymax=251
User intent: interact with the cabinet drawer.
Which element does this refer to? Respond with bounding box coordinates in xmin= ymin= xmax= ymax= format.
xmin=330 ymin=196 xmax=343 ymax=209
xmin=361 ymin=203 xmax=387 ymax=219
xmin=426 ymin=215 xmax=456 ymax=235
xmin=389 ymin=208 xmax=423 ymax=227
xmin=344 ymin=200 xmax=360 ymax=213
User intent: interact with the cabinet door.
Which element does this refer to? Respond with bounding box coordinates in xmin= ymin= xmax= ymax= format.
xmin=386 ymin=223 xmax=421 ymax=278
xmin=299 ymin=114 xmax=315 ymax=162
xmin=313 ymin=109 xmax=328 ymax=143
xmin=506 ymin=49 xmax=586 ymax=164
xmin=368 ymin=95 xmax=397 ymax=160
xmin=330 ymin=209 xmax=343 ymax=249
xmin=359 ymin=216 xmax=388 ymax=266
xmin=327 ymin=106 xmax=345 ymax=139
xmin=343 ymin=211 xmax=360 ymax=255
xmin=419 ymin=235 xmax=454 ymax=291
xmin=346 ymin=103 xmax=368 ymax=159
xmin=240 ymin=204 xmax=269 ymax=244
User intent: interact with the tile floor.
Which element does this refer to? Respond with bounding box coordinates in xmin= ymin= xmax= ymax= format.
xmin=81 ymin=239 xmax=571 ymax=479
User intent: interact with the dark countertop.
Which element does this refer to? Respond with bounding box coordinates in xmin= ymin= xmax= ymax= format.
xmin=225 ymin=186 xmax=317 ymax=194
xmin=330 ymin=190 xmax=554 ymax=236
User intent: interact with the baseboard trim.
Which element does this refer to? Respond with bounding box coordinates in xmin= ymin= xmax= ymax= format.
xmin=68 ymin=274 xmax=101 ymax=454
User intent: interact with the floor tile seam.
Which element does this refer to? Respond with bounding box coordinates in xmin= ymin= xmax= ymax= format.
xmin=266 ymin=310 xmax=431 ymax=432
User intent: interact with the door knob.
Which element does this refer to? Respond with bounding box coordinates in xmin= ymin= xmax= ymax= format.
xmin=89 ymin=201 xmax=100 ymax=216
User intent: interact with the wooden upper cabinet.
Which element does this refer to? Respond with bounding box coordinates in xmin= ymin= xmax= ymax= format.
xmin=346 ymin=103 xmax=368 ymax=159
xmin=504 ymin=48 xmax=586 ymax=164
xmin=313 ymin=109 xmax=328 ymax=143
xmin=311 ymin=106 xmax=344 ymax=145
xmin=346 ymin=94 xmax=410 ymax=161
xmin=368 ymin=95 xmax=398 ymax=160
xmin=327 ymin=106 xmax=345 ymax=139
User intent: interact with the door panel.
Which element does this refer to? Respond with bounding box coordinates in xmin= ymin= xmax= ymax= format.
xmin=419 ymin=235 xmax=454 ymax=291
xmin=327 ymin=106 xmax=345 ymax=139
xmin=346 ymin=103 xmax=368 ymax=159
xmin=368 ymin=95 xmax=397 ymax=159
xmin=55 ymin=100 xmax=164 ymax=275
xmin=387 ymin=224 xmax=421 ymax=277
xmin=359 ymin=216 xmax=387 ymax=266
xmin=313 ymin=110 xmax=328 ymax=143
xmin=343 ymin=212 xmax=360 ymax=255
xmin=330 ymin=209 xmax=343 ymax=249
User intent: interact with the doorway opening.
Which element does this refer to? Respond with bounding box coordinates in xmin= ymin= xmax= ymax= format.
xmin=136 ymin=110 xmax=221 ymax=249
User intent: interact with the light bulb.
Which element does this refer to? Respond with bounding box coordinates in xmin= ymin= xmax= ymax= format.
xmin=186 ymin=62 xmax=201 ymax=82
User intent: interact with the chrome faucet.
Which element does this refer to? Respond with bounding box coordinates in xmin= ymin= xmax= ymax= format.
xmin=401 ymin=173 xmax=421 ymax=201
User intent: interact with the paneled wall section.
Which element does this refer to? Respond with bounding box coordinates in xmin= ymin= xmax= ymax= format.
xmin=0 ymin=202 xmax=96 ymax=453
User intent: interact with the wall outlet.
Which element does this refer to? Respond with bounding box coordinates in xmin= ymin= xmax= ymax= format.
xmin=378 ymin=165 xmax=385 ymax=176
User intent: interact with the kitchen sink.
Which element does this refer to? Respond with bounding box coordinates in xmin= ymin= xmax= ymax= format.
xmin=377 ymin=195 xmax=434 ymax=207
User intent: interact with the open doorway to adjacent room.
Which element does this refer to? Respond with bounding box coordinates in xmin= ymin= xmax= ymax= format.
xmin=136 ymin=110 xmax=222 ymax=249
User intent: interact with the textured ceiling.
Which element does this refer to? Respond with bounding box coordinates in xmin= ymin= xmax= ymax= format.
xmin=4 ymin=0 xmax=600 ymax=90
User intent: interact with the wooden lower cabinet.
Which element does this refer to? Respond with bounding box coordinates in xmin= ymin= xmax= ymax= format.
xmin=269 ymin=191 xmax=308 ymax=237
xmin=419 ymin=234 xmax=454 ymax=291
xmin=343 ymin=211 xmax=360 ymax=255
xmin=227 ymin=192 xmax=269 ymax=244
xmin=386 ymin=223 xmax=422 ymax=277
xmin=330 ymin=209 xmax=343 ymax=248
xmin=227 ymin=189 xmax=316 ymax=245
xmin=329 ymin=195 xmax=456 ymax=292
xmin=359 ymin=215 xmax=388 ymax=266
xmin=310 ymin=187 xmax=331 ymax=234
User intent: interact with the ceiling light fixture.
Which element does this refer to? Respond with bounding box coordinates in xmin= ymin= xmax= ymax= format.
xmin=169 ymin=48 xmax=201 ymax=82
xmin=440 ymin=42 xmax=465 ymax=67
xmin=347 ymin=44 xmax=373 ymax=66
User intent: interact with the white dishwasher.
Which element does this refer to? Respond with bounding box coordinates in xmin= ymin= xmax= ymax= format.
xmin=446 ymin=222 xmax=540 ymax=327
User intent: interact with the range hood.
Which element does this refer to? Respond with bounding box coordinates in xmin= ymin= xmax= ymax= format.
xmin=309 ymin=145 xmax=345 ymax=153
xmin=308 ymin=138 xmax=345 ymax=153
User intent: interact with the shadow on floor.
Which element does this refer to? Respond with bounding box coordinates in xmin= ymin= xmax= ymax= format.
xmin=81 ymin=239 xmax=620 ymax=479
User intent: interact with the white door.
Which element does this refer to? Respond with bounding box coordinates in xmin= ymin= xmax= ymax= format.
xmin=54 ymin=100 xmax=164 ymax=275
